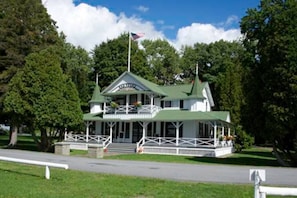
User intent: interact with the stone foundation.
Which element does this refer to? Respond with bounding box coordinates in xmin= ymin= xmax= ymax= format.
xmin=88 ymin=145 xmax=104 ymax=158
xmin=55 ymin=142 xmax=70 ymax=155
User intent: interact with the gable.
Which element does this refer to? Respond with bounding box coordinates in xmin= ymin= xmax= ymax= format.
xmin=101 ymin=72 xmax=166 ymax=96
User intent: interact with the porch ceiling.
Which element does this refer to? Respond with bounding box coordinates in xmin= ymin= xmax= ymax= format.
xmin=83 ymin=110 xmax=231 ymax=125
xmin=150 ymin=110 xmax=230 ymax=122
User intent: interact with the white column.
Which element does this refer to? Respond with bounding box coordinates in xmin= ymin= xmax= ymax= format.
xmin=86 ymin=121 xmax=90 ymax=142
xmin=176 ymin=122 xmax=179 ymax=146
xmin=150 ymin=94 xmax=154 ymax=113
xmin=172 ymin=122 xmax=183 ymax=146
xmin=126 ymin=95 xmax=129 ymax=114
xmin=139 ymin=122 xmax=149 ymax=144
xmin=108 ymin=122 xmax=116 ymax=143
xmin=214 ymin=122 xmax=217 ymax=147
xmin=103 ymin=102 xmax=106 ymax=114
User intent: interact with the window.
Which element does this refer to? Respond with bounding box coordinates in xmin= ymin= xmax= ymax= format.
xmin=164 ymin=101 xmax=171 ymax=107
xmin=180 ymin=100 xmax=184 ymax=109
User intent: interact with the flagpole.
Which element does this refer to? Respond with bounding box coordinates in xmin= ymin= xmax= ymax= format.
xmin=128 ymin=32 xmax=131 ymax=72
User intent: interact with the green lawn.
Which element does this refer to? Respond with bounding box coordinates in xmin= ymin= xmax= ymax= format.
xmin=0 ymin=160 xmax=252 ymax=198
xmin=0 ymin=135 xmax=294 ymax=197
xmin=1 ymin=134 xmax=280 ymax=167
xmin=103 ymin=146 xmax=280 ymax=167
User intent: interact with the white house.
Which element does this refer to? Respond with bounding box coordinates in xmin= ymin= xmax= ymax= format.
xmin=65 ymin=71 xmax=234 ymax=157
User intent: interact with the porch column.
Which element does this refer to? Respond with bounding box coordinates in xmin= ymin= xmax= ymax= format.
xmin=149 ymin=94 xmax=154 ymax=113
xmin=222 ymin=126 xmax=225 ymax=137
xmin=107 ymin=122 xmax=116 ymax=143
xmin=228 ymin=127 xmax=231 ymax=137
xmin=64 ymin=128 xmax=67 ymax=141
xmin=103 ymin=102 xmax=106 ymax=114
xmin=139 ymin=121 xmax=149 ymax=144
xmin=214 ymin=122 xmax=217 ymax=147
xmin=85 ymin=121 xmax=92 ymax=143
xmin=126 ymin=95 xmax=129 ymax=114
xmin=172 ymin=122 xmax=183 ymax=146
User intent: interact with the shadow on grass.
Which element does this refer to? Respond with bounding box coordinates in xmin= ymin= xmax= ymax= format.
xmin=0 ymin=167 xmax=43 ymax=179
xmin=186 ymin=150 xmax=280 ymax=167
xmin=0 ymin=135 xmax=38 ymax=151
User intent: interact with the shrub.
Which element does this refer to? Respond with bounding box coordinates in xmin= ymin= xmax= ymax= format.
xmin=234 ymin=125 xmax=254 ymax=152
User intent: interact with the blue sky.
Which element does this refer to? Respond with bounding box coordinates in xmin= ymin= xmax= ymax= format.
xmin=43 ymin=0 xmax=260 ymax=51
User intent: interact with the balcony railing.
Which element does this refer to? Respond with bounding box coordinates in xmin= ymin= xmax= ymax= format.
xmin=105 ymin=104 xmax=161 ymax=114
xmin=103 ymin=105 xmax=162 ymax=120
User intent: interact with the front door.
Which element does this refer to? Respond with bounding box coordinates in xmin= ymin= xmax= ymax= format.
xmin=132 ymin=122 xmax=142 ymax=143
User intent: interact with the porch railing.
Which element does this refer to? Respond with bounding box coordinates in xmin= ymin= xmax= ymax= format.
xmin=65 ymin=134 xmax=110 ymax=144
xmin=138 ymin=137 xmax=217 ymax=148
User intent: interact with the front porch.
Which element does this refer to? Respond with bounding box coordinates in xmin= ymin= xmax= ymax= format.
xmin=64 ymin=134 xmax=234 ymax=157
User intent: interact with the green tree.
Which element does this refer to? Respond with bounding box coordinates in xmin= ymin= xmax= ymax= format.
xmin=241 ymin=0 xmax=297 ymax=166
xmin=4 ymin=47 xmax=82 ymax=151
xmin=0 ymin=0 xmax=61 ymax=145
xmin=92 ymin=33 xmax=152 ymax=89
xmin=142 ymin=39 xmax=181 ymax=85
xmin=180 ymin=41 xmax=245 ymax=123
xmin=60 ymin=36 xmax=93 ymax=112
xmin=0 ymin=0 xmax=60 ymax=100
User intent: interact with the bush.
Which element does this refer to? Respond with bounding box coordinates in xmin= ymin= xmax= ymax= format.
xmin=234 ymin=125 xmax=254 ymax=152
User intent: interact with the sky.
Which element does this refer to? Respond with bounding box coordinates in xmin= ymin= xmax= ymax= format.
xmin=42 ymin=0 xmax=260 ymax=52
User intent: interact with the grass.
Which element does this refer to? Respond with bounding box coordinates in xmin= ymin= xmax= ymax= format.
xmin=0 ymin=135 xmax=294 ymax=197
xmin=0 ymin=160 xmax=252 ymax=198
xmin=103 ymin=146 xmax=280 ymax=167
xmin=1 ymin=161 xmax=295 ymax=198
xmin=1 ymin=134 xmax=280 ymax=167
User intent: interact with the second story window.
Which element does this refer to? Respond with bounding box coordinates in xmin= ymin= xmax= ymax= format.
xmin=180 ymin=100 xmax=184 ymax=109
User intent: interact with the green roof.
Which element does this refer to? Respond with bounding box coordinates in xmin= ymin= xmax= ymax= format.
xmin=189 ymin=75 xmax=204 ymax=98
xmin=89 ymin=84 xmax=105 ymax=103
xmin=128 ymin=72 xmax=167 ymax=96
xmin=160 ymin=82 xmax=206 ymax=101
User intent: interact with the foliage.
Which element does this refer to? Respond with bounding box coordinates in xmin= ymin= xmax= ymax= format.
xmin=92 ymin=33 xmax=153 ymax=89
xmin=180 ymin=41 xmax=245 ymax=124
xmin=59 ymin=35 xmax=93 ymax=112
xmin=142 ymin=39 xmax=181 ymax=85
xmin=3 ymin=47 xmax=82 ymax=151
xmin=0 ymin=0 xmax=60 ymax=104
xmin=234 ymin=126 xmax=255 ymax=152
xmin=241 ymin=0 xmax=297 ymax=166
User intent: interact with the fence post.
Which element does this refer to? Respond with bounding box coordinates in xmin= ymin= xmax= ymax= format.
xmin=249 ymin=169 xmax=266 ymax=198
xmin=254 ymin=170 xmax=260 ymax=198
xmin=45 ymin=165 xmax=50 ymax=179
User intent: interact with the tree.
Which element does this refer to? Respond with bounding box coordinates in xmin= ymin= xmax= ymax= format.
xmin=0 ymin=0 xmax=61 ymax=145
xmin=59 ymin=36 xmax=93 ymax=112
xmin=142 ymin=39 xmax=181 ymax=85
xmin=180 ymin=41 xmax=245 ymax=123
xmin=92 ymin=33 xmax=152 ymax=89
xmin=4 ymin=47 xmax=82 ymax=151
xmin=241 ymin=0 xmax=297 ymax=166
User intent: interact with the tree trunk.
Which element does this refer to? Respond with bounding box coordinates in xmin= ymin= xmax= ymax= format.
xmin=8 ymin=125 xmax=18 ymax=147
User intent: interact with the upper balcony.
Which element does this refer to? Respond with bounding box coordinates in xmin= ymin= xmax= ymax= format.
xmin=103 ymin=104 xmax=162 ymax=120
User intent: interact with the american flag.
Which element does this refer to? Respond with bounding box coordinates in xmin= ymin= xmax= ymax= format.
xmin=131 ymin=32 xmax=144 ymax=40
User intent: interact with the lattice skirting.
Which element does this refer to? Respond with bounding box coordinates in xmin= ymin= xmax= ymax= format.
xmin=142 ymin=146 xmax=234 ymax=157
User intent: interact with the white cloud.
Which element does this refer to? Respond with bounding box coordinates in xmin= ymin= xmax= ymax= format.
xmin=173 ymin=23 xmax=241 ymax=49
xmin=42 ymin=0 xmax=241 ymax=52
xmin=135 ymin=5 xmax=149 ymax=13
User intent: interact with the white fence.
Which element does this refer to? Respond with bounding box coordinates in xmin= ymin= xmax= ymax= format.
xmin=250 ymin=169 xmax=297 ymax=198
xmin=0 ymin=156 xmax=68 ymax=179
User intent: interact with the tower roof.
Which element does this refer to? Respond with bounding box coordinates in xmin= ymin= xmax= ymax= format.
xmin=89 ymin=84 xmax=105 ymax=103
